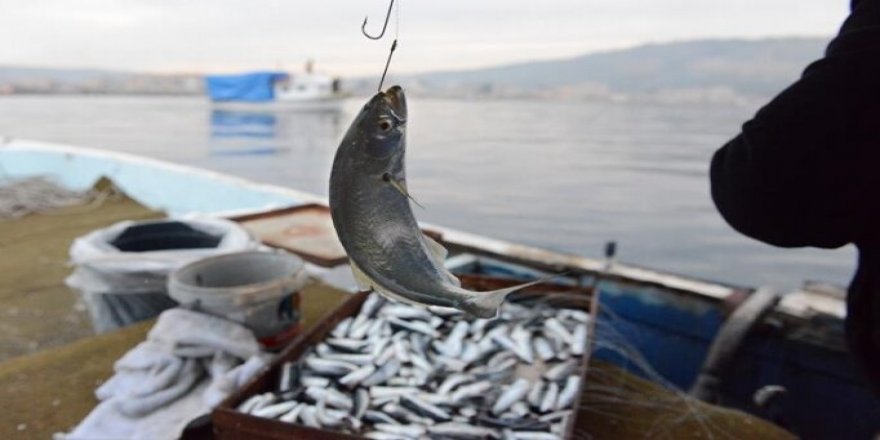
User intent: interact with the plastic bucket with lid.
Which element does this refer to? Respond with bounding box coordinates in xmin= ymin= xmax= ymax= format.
xmin=168 ymin=250 xmax=309 ymax=350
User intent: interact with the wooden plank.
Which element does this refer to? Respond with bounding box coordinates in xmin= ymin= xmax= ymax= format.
xmin=229 ymin=203 xmax=445 ymax=268
xmin=231 ymin=204 xmax=348 ymax=267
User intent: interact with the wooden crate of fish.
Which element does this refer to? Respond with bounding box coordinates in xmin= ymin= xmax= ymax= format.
xmin=213 ymin=276 xmax=598 ymax=439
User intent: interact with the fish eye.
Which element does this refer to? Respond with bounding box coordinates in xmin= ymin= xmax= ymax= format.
xmin=377 ymin=118 xmax=393 ymax=133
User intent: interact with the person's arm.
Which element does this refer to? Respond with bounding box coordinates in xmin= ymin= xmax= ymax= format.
xmin=710 ymin=0 xmax=880 ymax=248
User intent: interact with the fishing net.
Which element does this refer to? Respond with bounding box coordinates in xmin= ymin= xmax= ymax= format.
xmin=573 ymin=306 xmax=792 ymax=440
xmin=0 ymin=176 xmax=113 ymax=220
xmin=511 ymin=291 xmax=789 ymax=439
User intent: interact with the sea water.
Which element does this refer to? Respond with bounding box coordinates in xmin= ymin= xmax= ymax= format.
xmin=0 ymin=95 xmax=855 ymax=289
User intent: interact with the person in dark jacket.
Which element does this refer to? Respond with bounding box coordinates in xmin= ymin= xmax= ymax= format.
xmin=710 ymin=0 xmax=880 ymax=393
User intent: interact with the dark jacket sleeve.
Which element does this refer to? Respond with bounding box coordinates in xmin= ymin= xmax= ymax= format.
xmin=710 ymin=0 xmax=880 ymax=249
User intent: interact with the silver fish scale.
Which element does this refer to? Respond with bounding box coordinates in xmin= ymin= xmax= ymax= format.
xmin=239 ymin=294 xmax=588 ymax=439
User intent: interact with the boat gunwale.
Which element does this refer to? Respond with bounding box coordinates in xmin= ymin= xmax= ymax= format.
xmin=0 ymin=139 xmax=845 ymax=322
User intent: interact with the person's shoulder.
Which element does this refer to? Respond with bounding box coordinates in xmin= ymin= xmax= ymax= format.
xmin=826 ymin=0 xmax=880 ymax=57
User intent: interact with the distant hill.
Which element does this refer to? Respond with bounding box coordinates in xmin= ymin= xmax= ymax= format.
xmin=0 ymin=37 xmax=829 ymax=100
xmin=350 ymin=37 xmax=830 ymax=102
xmin=0 ymin=66 xmax=125 ymax=82
xmin=0 ymin=66 xmax=201 ymax=95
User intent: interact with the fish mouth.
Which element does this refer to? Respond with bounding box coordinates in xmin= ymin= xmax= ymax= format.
xmin=382 ymin=85 xmax=407 ymax=122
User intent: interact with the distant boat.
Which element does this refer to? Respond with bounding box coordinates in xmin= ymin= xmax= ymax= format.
xmin=205 ymin=63 xmax=345 ymax=112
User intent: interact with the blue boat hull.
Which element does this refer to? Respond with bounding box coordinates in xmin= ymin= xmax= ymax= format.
xmin=457 ymin=258 xmax=880 ymax=439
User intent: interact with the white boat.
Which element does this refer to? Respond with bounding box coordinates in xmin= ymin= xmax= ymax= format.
xmin=0 ymin=138 xmax=875 ymax=438
xmin=205 ymin=63 xmax=345 ymax=112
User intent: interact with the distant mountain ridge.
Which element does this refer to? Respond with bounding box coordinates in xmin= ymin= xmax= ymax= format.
xmin=353 ymin=37 xmax=830 ymax=101
xmin=0 ymin=66 xmax=127 ymax=82
xmin=0 ymin=66 xmax=201 ymax=95
xmin=0 ymin=37 xmax=830 ymax=99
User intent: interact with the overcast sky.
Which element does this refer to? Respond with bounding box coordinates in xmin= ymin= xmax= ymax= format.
xmin=0 ymin=0 xmax=849 ymax=75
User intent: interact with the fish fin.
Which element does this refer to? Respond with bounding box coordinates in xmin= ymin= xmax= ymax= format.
xmin=349 ymin=260 xmax=426 ymax=307
xmin=386 ymin=176 xmax=425 ymax=210
xmin=459 ymin=274 xmax=566 ymax=319
xmin=348 ymin=260 xmax=375 ymax=292
xmin=421 ymin=234 xmax=461 ymax=287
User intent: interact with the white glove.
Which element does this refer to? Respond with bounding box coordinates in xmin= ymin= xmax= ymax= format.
xmin=117 ymin=358 xmax=203 ymax=417
xmin=95 ymin=342 xmax=180 ymax=401
xmin=203 ymin=354 xmax=270 ymax=408
xmin=148 ymin=308 xmax=261 ymax=360
xmin=64 ymin=307 xmax=271 ymax=440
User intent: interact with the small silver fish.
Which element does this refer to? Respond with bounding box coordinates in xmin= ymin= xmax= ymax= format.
xmin=237 ymin=393 xmax=267 ymax=413
xmin=305 ymin=386 xmax=353 ymax=411
xmin=555 ymin=375 xmax=582 ymax=410
xmin=375 ymin=345 xmax=397 ymax=366
xmin=533 ymin=337 xmax=555 ymax=361
xmin=364 ymin=432 xmax=409 ymax=440
xmin=459 ymin=406 xmax=478 ymax=418
xmin=252 ymin=401 xmax=298 ymax=419
xmin=299 ymin=405 xmax=320 ymax=428
xmin=326 ymin=337 xmax=371 ymax=352
xmin=374 ymin=423 xmax=427 ymax=437
xmin=249 ymin=292 xmax=589 ymax=438
xmin=279 ymin=403 xmax=304 ymax=423
xmin=538 ymin=410 xmax=572 ymax=423
xmin=451 ymin=380 xmax=493 ymax=402
xmin=511 ymin=402 xmax=530 ymax=417
xmin=304 ymin=356 xmax=358 ymax=376
xmin=540 ymin=382 xmax=559 ymax=413
xmin=387 ymin=317 xmax=440 ymax=338
xmin=543 ymin=360 xmax=577 ymax=382
xmin=510 ymin=431 xmax=561 ymax=440
xmin=369 ymin=386 xmax=420 ymax=399
xmin=435 ymin=321 xmax=470 ymax=358
xmin=362 ymin=359 xmax=402 ymax=387
xmin=544 ymin=319 xmax=573 ymax=345
xmin=570 ymin=324 xmax=588 ymax=356
xmin=400 ymin=394 xmax=452 ymax=421
xmin=492 ymin=378 xmax=531 ymax=415
xmin=353 ymin=388 xmax=370 ymax=420
xmin=437 ymin=374 xmax=472 ymax=395
xmin=428 ymin=422 xmax=501 ymax=439
xmin=316 ymin=396 xmax=345 ymax=427
xmin=364 ymin=410 xmax=400 ymax=425
xmin=322 ymin=353 xmax=375 ymax=365
xmin=278 ymin=361 xmax=297 ymax=393
xmin=339 ymin=364 xmax=377 ymax=388
xmin=528 ymin=381 xmax=546 ymax=409
xmin=331 ymin=317 xmax=354 ymax=338
xmin=300 ymin=376 xmax=330 ymax=388
xmin=329 ymin=86 xmax=545 ymax=318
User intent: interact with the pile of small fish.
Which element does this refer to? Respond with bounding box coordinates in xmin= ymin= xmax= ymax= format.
xmin=236 ymin=293 xmax=590 ymax=439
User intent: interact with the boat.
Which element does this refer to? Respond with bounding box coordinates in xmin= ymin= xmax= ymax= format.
xmin=205 ymin=62 xmax=345 ymax=112
xmin=1 ymin=139 xmax=878 ymax=438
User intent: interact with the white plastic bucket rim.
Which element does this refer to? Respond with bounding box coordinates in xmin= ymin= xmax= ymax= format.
xmin=168 ymin=250 xmax=309 ymax=309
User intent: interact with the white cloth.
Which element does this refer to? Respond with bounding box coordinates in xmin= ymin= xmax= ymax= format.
xmin=62 ymin=308 xmax=272 ymax=440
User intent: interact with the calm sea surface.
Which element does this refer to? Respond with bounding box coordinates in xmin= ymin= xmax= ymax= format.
xmin=0 ymin=95 xmax=856 ymax=289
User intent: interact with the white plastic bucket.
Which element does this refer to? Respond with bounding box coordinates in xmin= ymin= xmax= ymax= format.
xmin=65 ymin=217 xmax=260 ymax=333
xmin=168 ymin=250 xmax=309 ymax=349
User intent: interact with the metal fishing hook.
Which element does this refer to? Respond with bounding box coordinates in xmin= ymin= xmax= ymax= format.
xmin=361 ymin=0 xmax=395 ymax=40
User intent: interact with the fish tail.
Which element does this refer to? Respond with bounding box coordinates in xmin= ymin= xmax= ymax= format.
xmin=459 ymin=275 xmax=563 ymax=319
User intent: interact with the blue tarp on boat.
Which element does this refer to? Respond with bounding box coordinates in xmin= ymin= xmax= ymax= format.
xmin=204 ymin=72 xmax=288 ymax=102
